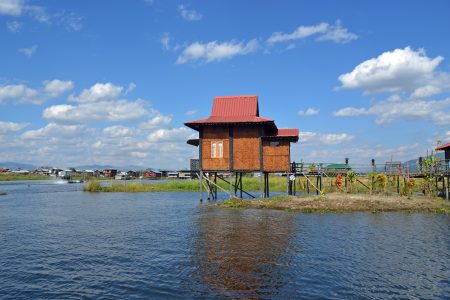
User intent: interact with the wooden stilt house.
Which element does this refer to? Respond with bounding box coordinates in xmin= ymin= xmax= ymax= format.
xmin=185 ymin=95 xmax=299 ymax=199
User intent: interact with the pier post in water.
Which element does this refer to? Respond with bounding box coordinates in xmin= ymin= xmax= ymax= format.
xmin=444 ymin=175 xmax=450 ymax=200
xmin=229 ymin=172 xmax=233 ymax=199
xmin=199 ymin=170 xmax=203 ymax=202
xmin=260 ymin=172 xmax=263 ymax=198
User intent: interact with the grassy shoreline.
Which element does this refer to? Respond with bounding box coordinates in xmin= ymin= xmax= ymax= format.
xmin=84 ymin=179 xmax=201 ymax=192
xmin=83 ymin=179 xmax=450 ymax=213
xmin=0 ymin=174 xmax=49 ymax=181
xmin=217 ymin=193 xmax=450 ymax=213
xmin=83 ymin=177 xmax=289 ymax=192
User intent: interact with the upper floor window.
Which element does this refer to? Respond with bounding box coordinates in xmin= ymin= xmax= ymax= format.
xmin=211 ymin=141 xmax=217 ymax=158
xmin=211 ymin=140 xmax=223 ymax=158
xmin=270 ymin=141 xmax=280 ymax=147
xmin=218 ymin=141 xmax=223 ymax=158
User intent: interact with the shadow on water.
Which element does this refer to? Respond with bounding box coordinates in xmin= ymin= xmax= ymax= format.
xmin=189 ymin=207 xmax=297 ymax=299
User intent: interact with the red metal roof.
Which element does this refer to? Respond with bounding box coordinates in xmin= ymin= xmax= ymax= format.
xmin=276 ymin=128 xmax=299 ymax=137
xmin=184 ymin=95 xmax=298 ymax=144
xmin=436 ymin=142 xmax=450 ymax=150
xmin=185 ymin=95 xmax=275 ymax=130
xmin=211 ymin=95 xmax=259 ymax=117
xmin=262 ymin=128 xmax=299 ymax=142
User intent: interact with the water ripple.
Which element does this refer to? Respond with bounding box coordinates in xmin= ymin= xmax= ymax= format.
xmin=0 ymin=183 xmax=449 ymax=299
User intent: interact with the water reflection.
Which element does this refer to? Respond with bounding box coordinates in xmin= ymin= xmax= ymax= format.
xmin=191 ymin=207 xmax=297 ymax=298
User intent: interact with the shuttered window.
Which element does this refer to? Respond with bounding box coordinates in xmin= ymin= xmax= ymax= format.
xmin=211 ymin=141 xmax=216 ymax=158
xmin=211 ymin=140 xmax=223 ymax=158
xmin=218 ymin=141 xmax=223 ymax=158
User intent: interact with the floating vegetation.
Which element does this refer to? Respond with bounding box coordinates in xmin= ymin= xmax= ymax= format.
xmin=217 ymin=193 xmax=450 ymax=213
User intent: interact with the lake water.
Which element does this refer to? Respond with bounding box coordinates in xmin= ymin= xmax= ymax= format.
xmin=0 ymin=180 xmax=449 ymax=299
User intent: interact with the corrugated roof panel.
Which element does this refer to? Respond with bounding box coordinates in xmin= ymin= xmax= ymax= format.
xmin=184 ymin=95 xmax=298 ymax=144
xmin=436 ymin=142 xmax=450 ymax=150
xmin=277 ymin=128 xmax=299 ymax=137
xmin=211 ymin=95 xmax=258 ymax=117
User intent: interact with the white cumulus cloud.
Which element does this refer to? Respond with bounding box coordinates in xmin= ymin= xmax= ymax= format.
xmin=131 ymin=151 xmax=148 ymax=158
xmin=43 ymin=79 xmax=74 ymax=97
xmin=103 ymin=125 xmax=134 ymax=138
xmin=43 ymin=82 xmax=149 ymax=124
xmin=176 ymin=39 xmax=259 ymax=64
xmin=68 ymin=82 xmax=123 ymax=103
xmin=43 ymin=100 xmax=148 ymax=124
xmin=267 ymin=22 xmax=329 ymax=44
xmin=0 ymin=80 xmax=73 ymax=104
xmin=299 ymin=131 xmax=354 ymax=145
xmin=7 ymin=20 xmax=22 ymax=32
xmin=298 ymin=108 xmax=319 ymax=116
xmin=0 ymin=121 xmax=27 ymax=134
xmin=316 ymin=20 xmax=358 ymax=44
xmin=0 ymin=84 xmax=39 ymax=103
xmin=139 ymin=115 xmax=172 ymax=129
xmin=147 ymin=127 xmax=194 ymax=142
xmin=338 ymin=47 xmax=446 ymax=95
xmin=333 ymin=107 xmax=368 ymax=117
xmin=267 ymin=20 xmax=357 ymax=44
xmin=333 ymin=97 xmax=450 ymax=125
xmin=410 ymin=85 xmax=442 ymax=99
xmin=18 ymin=44 xmax=38 ymax=57
xmin=21 ymin=123 xmax=88 ymax=139
xmin=0 ymin=0 xmax=24 ymax=16
xmin=0 ymin=0 xmax=49 ymax=23
xmin=178 ymin=5 xmax=202 ymax=21
xmin=185 ymin=110 xmax=197 ymax=117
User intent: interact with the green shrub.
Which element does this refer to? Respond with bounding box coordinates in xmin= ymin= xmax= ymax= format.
xmin=83 ymin=179 xmax=102 ymax=192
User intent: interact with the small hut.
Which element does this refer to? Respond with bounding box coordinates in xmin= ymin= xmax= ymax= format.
xmin=185 ymin=95 xmax=299 ymax=199
xmin=436 ymin=142 xmax=450 ymax=161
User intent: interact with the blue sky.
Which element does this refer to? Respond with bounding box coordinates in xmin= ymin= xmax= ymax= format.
xmin=1 ymin=0 xmax=450 ymax=169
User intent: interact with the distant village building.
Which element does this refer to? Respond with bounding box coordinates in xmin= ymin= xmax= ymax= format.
xmin=102 ymin=169 xmax=117 ymax=178
xmin=324 ymin=163 xmax=351 ymax=175
xmin=436 ymin=142 xmax=450 ymax=161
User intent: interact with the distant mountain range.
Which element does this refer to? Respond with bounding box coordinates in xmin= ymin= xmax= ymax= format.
xmin=74 ymin=164 xmax=153 ymax=171
xmin=0 ymin=162 xmax=37 ymax=170
xmin=402 ymin=152 xmax=444 ymax=173
xmin=1 ymin=153 xmax=445 ymax=172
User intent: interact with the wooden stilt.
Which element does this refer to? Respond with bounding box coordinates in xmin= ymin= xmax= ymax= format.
xmin=199 ymin=170 xmax=203 ymax=202
xmin=446 ymin=176 xmax=449 ymax=200
xmin=229 ymin=172 xmax=233 ymax=199
xmin=316 ymin=176 xmax=320 ymax=195
xmin=319 ymin=172 xmax=323 ymax=193
xmin=240 ymin=172 xmax=243 ymax=198
xmin=216 ymin=175 xmax=255 ymax=198
xmin=260 ymin=172 xmax=263 ymax=198
xmin=306 ymin=178 xmax=310 ymax=194
xmin=214 ymin=172 xmax=217 ymax=199
xmin=293 ymin=176 xmax=296 ymax=196
xmin=263 ymin=173 xmax=266 ymax=198
xmin=286 ymin=173 xmax=290 ymax=195
xmin=206 ymin=173 xmax=211 ymax=200
xmin=301 ymin=173 xmax=321 ymax=194
xmin=435 ymin=176 xmax=438 ymax=194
